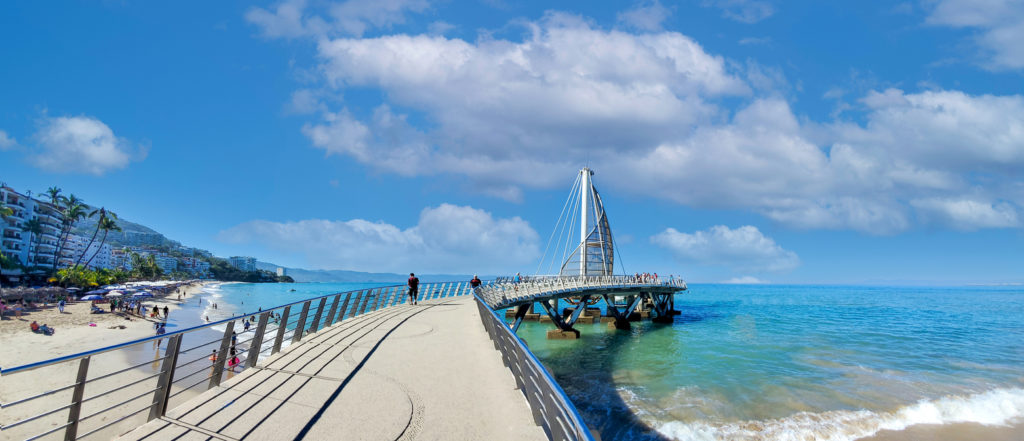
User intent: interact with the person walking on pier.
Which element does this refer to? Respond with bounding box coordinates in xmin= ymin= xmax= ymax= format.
xmin=470 ymin=275 xmax=482 ymax=294
xmin=408 ymin=273 xmax=420 ymax=305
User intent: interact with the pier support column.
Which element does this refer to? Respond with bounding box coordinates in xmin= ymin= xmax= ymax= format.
xmin=651 ymin=293 xmax=674 ymax=324
xmin=538 ymin=298 xmax=579 ymax=339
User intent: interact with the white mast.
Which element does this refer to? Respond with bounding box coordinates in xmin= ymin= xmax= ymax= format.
xmin=579 ymin=168 xmax=590 ymax=276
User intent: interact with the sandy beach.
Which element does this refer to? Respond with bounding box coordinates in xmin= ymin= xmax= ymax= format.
xmin=0 ymin=281 xmax=216 ymax=441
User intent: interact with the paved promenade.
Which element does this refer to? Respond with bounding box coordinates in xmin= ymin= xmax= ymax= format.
xmin=120 ymin=297 xmax=546 ymax=441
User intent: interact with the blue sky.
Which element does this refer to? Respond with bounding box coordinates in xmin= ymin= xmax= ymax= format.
xmin=2 ymin=0 xmax=1023 ymax=284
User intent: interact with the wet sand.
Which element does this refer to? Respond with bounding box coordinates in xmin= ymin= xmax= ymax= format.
xmin=863 ymin=422 xmax=1024 ymax=441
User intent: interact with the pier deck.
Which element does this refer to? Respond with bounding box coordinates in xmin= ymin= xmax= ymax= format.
xmin=120 ymin=297 xmax=545 ymax=441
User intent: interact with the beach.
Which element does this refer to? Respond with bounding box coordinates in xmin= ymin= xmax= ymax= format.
xmin=0 ymin=281 xmax=214 ymax=441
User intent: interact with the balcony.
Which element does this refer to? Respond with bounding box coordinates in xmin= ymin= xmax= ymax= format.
xmin=3 ymin=232 xmax=23 ymax=240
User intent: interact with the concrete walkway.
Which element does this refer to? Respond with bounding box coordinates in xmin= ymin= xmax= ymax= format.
xmin=120 ymin=297 xmax=546 ymax=441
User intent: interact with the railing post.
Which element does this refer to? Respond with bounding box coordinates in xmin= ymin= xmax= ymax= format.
xmin=247 ymin=312 xmax=271 ymax=368
xmin=272 ymin=305 xmax=290 ymax=355
xmin=358 ymin=290 xmax=373 ymax=315
xmin=292 ymin=301 xmax=311 ymax=343
xmin=337 ymin=293 xmax=352 ymax=322
xmin=369 ymin=288 xmax=384 ymax=311
xmin=210 ymin=320 xmax=235 ymax=388
xmin=440 ymin=282 xmax=450 ymax=298
xmin=324 ymin=294 xmax=341 ymax=327
xmin=64 ymin=356 xmax=90 ymax=441
xmin=453 ymin=282 xmax=464 ymax=297
xmin=149 ymin=334 xmax=182 ymax=421
xmin=309 ymin=297 xmax=327 ymax=333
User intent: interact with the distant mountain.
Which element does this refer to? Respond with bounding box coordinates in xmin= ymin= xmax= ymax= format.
xmin=255 ymin=261 xmax=478 ymax=283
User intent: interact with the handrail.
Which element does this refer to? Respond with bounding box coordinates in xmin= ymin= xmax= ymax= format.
xmin=478 ymin=275 xmax=687 ymax=309
xmin=472 ymin=291 xmax=595 ymax=441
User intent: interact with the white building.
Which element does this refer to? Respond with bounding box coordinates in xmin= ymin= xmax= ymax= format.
xmin=154 ymin=254 xmax=178 ymax=274
xmin=276 ymin=267 xmax=287 ymax=277
xmin=1 ymin=185 xmax=63 ymax=268
xmin=60 ymin=234 xmax=113 ymax=269
xmin=229 ymin=256 xmax=256 ymax=272
xmin=180 ymin=257 xmax=211 ymax=277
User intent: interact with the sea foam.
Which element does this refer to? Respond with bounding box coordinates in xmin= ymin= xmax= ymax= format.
xmin=657 ymin=387 xmax=1024 ymax=441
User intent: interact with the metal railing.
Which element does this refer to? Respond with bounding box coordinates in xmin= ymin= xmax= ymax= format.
xmin=479 ymin=275 xmax=687 ymax=309
xmin=0 ymin=280 xmax=472 ymax=441
xmin=472 ymin=292 xmax=595 ymax=441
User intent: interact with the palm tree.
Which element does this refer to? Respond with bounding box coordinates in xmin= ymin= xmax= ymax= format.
xmin=75 ymin=207 xmax=116 ymax=267
xmin=53 ymin=194 xmax=89 ymax=270
xmin=83 ymin=216 xmax=121 ymax=268
xmin=44 ymin=187 xmax=62 ymax=205
xmin=21 ymin=218 xmax=43 ymax=266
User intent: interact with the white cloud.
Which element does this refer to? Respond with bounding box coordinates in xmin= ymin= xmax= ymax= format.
xmin=258 ymin=8 xmax=1024 ymax=233
xmin=722 ymin=276 xmax=769 ymax=284
xmin=703 ymin=0 xmax=775 ymax=23
xmin=911 ymin=198 xmax=1020 ymax=230
xmin=304 ymin=14 xmax=747 ymax=197
xmin=30 ymin=116 xmax=144 ymax=175
xmin=617 ymin=0 xmax=672 ymax=31
xmin=924 ymin=0 xmax=1024 ymax=70
xmin=0 ymin=130 xmax=15 ymax=150
xmin=246 ymin=0 xmax=429 ymax=38
xmin=652 ymin=225 xmax=800 ymax=272
xmin=217 ymin=203 xmax=540 ymax=273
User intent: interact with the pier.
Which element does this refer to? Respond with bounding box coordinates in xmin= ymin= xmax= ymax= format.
xmin=0 ymin=168 xmax=685 ymax=440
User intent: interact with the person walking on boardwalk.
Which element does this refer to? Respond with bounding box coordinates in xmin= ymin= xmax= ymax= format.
xmin=408 ymin=273 xmax=420 ymax=305
xmin=470 ymin=275 xmax=482 ymax=295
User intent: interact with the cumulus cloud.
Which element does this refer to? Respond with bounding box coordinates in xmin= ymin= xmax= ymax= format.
xmin=218 ymin=204 xmax=540 ymax=273
xmin=304 ymin=13 xmax=747 ymax=196
xmin=256 ymin=9 xmax=1024 ymax=233
xmin=704 ymin=0 xmax=775 ymax=23
xmin=924 ymin=0 xmax=1024 ymax=70
xmin=652 ymin=225 xmax=799 ymax=272
xmin=0 ymin=130 xmax=15 ymax=150
xmin=617 ymin=1 xmax=672 ymax=31
xmin=30 ymin=116 xmax=145 ymax=175
xmin=911 ymin=198 xmax=1020 ymax=230
xmin=246 ymin=0 xmax=429 ymax=38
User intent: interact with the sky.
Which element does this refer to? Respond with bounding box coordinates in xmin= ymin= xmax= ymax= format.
xmin=1 ymin=0 xmax=1023 ymax=285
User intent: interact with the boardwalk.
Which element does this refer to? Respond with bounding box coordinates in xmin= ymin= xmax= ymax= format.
xmin=120 ymin=297 xmax=546 ymax=441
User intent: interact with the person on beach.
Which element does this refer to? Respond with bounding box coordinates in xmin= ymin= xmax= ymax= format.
xmin=231 ymin=331 xmax=237 ymax=346
xmin=58 ymin=299 xmax=65 ymax=314
xmin=408 ymin=273 xmax=420 ymax=305
xmin=156 ymin=323 xmax=166 ymax=347
xmin=163 ymin=306 xmax=169 ymax=319
xmin=243 ymin=320 xmax=250 ymax=332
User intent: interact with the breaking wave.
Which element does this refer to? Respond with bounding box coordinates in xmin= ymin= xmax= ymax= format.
xmin=657 ymin=387 xmax=1024 ymax=441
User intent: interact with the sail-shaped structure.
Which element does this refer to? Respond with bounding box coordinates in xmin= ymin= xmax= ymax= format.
xmin=559 ymin=168 xmax=614 ymax=276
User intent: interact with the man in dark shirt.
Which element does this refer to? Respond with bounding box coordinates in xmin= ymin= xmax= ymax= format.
xmin=468 ymin=274 xmax=481 ymax=294
xmin=408 ymin=273 xmax=420 ymax=305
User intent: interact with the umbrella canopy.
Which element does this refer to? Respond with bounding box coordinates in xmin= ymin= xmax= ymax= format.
xmin=85 ymin=289 xmax=107 ymax=295
xmin=133 ymin=292 xmax=154 ymax=298
xmin=106 ymin=291 xmax=124 ymax=297
xmin=79 ymin=294 xmax=104 ymax=300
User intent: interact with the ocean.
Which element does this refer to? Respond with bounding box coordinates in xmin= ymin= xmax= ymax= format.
xmin=201 ymin=282 xmax=1024 ymax=440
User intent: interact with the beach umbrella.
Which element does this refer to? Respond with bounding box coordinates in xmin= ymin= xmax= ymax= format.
xmin=106 ymin=291 xmax=124 ymax=297
xmin=133 ymin=292 xmax=154 ymax=298
xmin=80 ymin=294 xmax=104 ymax=300
xmin=85 ymin=289 xmax=107 ymax=295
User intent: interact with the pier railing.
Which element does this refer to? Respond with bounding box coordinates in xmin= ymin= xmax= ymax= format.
xmin=479 ymin=275 xmax=687 ymax=309
xmin=0 ymin=280 xmax=471 ymax=441
xmin=473 ymin=292 xmax=595 ymax=441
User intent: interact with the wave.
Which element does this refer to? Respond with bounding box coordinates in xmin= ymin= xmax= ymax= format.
xmin=657 ymin=387 xmax=1024 ymax=441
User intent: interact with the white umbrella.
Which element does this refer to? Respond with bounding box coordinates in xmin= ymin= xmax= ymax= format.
xmin=106 ymin=291 xmax=124 ymax=297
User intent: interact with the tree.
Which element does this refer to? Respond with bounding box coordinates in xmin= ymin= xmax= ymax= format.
xmin=75 ymin=207 xmax=116 ymax=267
xmin=0 ymin=199 xmax=12 ymax=218
xmin=53 ymin=194 xmax=89 ymax=270
xmin=21 ymin=218 xmax=43 ymax=266
xmin=82 ymin=215 xmax=120 ymax=268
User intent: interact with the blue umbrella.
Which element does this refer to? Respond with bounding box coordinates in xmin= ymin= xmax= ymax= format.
xmin=133 ymin=292 xmax=154 ymax=298
xmin=80 ymin=294 xmax=104 ymax=300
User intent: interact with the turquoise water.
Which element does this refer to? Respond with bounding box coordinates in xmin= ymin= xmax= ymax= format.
xmin=202 ymin=282 xmax=1024 ymax=440
xmin=516 ymin=284 xmax=1024 ymax=440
